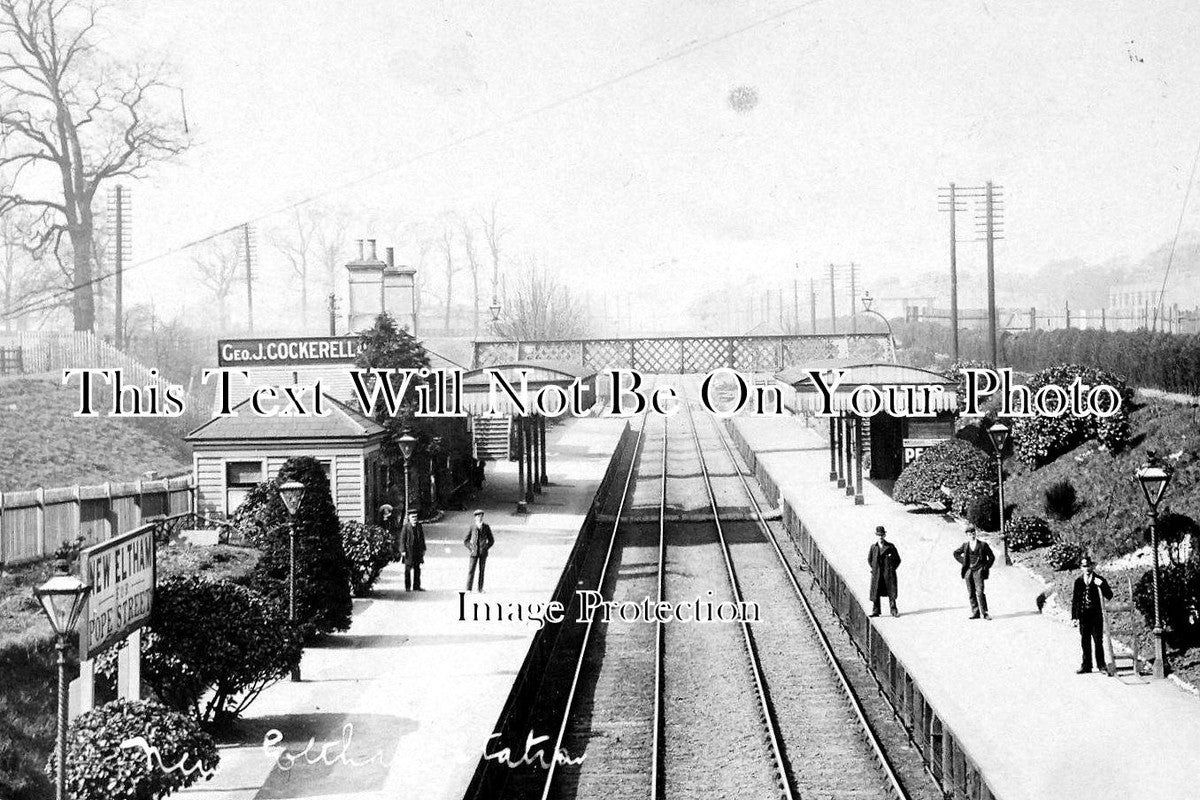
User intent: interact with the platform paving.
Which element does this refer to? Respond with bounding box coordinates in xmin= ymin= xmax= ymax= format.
xmin=730 ymin=414 xmax=1200 ymax=800
xmin=179 ymin=416 xmax=627 ymax=800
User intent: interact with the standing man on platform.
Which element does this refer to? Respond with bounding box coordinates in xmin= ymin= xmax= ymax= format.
xmin=1071 ymin=555 xmax=1113 ymax=674
xmin=464 ymin=509 xmax=495 ymax=593
xmin=867 ymin=525 xmax=902 ymax=617
xmin=402 ymin=509 xmax=427 ymax=592
xmin=953 ymin=526 xmax=995 ymax=620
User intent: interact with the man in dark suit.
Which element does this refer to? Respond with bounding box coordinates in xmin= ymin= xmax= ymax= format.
xmin=401 ymin=509 xmax=426 ymax=592
xmin=953 ymin=526 xmax=995 ymax=620
xmin=1071 ymin=555 xmax=1113 ymax=674
xmin=464 ymin=509 xmax=495 ymax=592
xmin=867 ymin=525 xmax=902 ymax=617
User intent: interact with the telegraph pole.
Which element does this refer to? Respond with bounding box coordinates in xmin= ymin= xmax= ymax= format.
xmin=978 ymin=181 xmax=1005 ymax=366
xmin=938 ymin=183 xmax=967 ymax=363
xmin=108 ymin=185 xmax=131 ymax=348
xmin=792 ymin=264 xmax=800 ymax=333
xmin=848 ymin=262 xmax=858 ymax=334
xmin=828 ymin=264 xmax=837 ymax=333
xmin=327 ymin=293 xmax=339 ymax=335
xmin=242 ymin=223 xmax=256 ymax=334
xmin=809 ymin=278 xmax=817 ymax=333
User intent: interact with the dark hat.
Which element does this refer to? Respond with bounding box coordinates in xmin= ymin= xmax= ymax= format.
xmin=875 ymin=525 xmax=886 ymax=535
xmin=407 ymin=508 xmax=418 ymax=517
xmin=966 ymin=525 xmax=977 ymax=534
xmin=473 ymin=509 xmax=485 ymax=516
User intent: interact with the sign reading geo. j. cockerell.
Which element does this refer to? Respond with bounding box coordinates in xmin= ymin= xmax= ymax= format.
xmin=80 ymin=525 xmax=155 ymax=659
xmin=218 ymin=336 xmax=362 ymax=367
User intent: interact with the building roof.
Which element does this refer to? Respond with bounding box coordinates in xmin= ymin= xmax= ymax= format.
xmin=186 ymin=394 xmax=387 ymax=443
xmin=775 ymin=360 xmax=956 ymax=388
xmin=462 ymin=359 xmax=598 ymax=385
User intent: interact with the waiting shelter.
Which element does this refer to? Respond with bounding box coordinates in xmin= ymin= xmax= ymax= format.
xmin=186 ymin=395 xmax=388 ymax=522
xmin=461 ymin=360 xmax=598 ymax=511
xmin=775 ymin=360 xmax=959 ymax=502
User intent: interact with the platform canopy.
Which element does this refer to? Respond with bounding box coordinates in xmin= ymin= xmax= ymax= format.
xmin=775 ymin=358 xmax=959 ymax=414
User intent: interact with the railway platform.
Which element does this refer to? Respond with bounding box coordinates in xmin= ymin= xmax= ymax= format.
xmin=178 ymin=416 xmax=627 ymax=800
xmin=729 ymin=414 xmax=1200 ymax=800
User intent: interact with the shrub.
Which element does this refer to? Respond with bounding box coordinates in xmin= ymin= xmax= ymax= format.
xmin=1046 ymin=541 xmax=1085 ymax=571
xmin=893 ymin=438 xmax=997 ymax=518
xmin=233 ymin=456 xmax=353 ymax=636
xmin=341 ymin=521 xmax=392 ymax=596
xmin=1043 ymin=480 xmax=1078 ymax=520
xmin=49 ymin=699 xmax=218 ymax=800
xmin=1151 ymin=512 xmax=1200 ymax=565
xmin=964 ymin=495 xmax=1000 ymax=532
xmin=124 ymin=575 xmax=303 ymax=727
xmin=1132 ymin=562 xmax=1200 ymax=635
xmin=1006 ymin=515 xmax=1055 ymax=551
xmin=1011 ymin=364 xmax=1134 ymax=466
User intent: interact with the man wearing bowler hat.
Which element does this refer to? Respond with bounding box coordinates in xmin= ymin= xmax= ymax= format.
xmin=464 ymin=509 xmax=495 ymax=593
xmin=867 ymin=525 xmax=902 ymax=617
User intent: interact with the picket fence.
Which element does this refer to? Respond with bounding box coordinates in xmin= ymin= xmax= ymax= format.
xmin=0 ymin=474 xmax=194 ymax=568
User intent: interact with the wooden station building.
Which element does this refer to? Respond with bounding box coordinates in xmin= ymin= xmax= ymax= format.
xmin=776 ymin=360 xmax=959 ymax=502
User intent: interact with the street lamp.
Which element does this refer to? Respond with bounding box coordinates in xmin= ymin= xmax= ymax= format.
xmin=987 ymin=422 xmax=1011 ymax=566
xmin=1136 ymin=459 xmax=1174 ymax=678
xmin=398 ymin=432 xmax=418 ymax=520
xmin=278 ymin=480 xmax=305 ymax=682
xmin=35 ymin=556 xmax=91 ymax=800
xmin=860 ymin=291 xmax=897 ymax=363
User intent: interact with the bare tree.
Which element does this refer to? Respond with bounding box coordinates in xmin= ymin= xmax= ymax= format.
xmin=480 ymin=201 xmax=507 ymax=305
xmin=498 ymin=254 xmax=588 ymax=340
xmin=0 ymin=0 xmax=189 ymax=332
xmin=192 ymin=236 xmax=241 ymax=333
xmin=312 ymin=205 xmax=350 ymax=296
xmin=437 ymin=218 xmax=461 ymax=334
xmin=459 ymin=217 xmax=483 ymax=337
xmin=269 ymin=209 xmax=318 ymax=328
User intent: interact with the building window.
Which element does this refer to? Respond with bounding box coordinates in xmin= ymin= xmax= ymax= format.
xmin=225 ymin=460 xmax=264 ymax=515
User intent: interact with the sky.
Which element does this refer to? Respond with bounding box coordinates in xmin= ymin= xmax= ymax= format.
xmin=75 ymin=0 xmax=1200 ymax=332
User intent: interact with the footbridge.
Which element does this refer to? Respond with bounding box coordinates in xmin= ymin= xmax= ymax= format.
xmin=471 ymin=333 xmax=894 ymax=372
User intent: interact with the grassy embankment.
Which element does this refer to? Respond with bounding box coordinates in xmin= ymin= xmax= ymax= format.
xmin=0 ymin=545 xmax=258 ymax=800
xmin=1002 ymin=398 xmax=1200 ymax=683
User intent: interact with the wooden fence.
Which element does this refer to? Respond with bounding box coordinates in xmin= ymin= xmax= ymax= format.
xmin=0 ymin=474 xmax=194 ymax=568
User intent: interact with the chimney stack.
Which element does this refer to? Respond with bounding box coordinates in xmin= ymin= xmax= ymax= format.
xmin=357 ymin=239 xmax=364 ymax=260
xmin=385 ymin=247 xmax=394 ymax=268
xmin=368 ymin=239 xmax=377 ymax=260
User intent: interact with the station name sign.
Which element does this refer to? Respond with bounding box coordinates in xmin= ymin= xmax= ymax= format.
xmin=80 ymin=525 xmax=155 ymax=659
xmin=218 ymin=336 xmax=362 ymax=367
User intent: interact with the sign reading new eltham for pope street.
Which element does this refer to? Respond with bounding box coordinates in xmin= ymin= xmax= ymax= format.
xmin=218 ymin=336 xmax=362 ymax=367
xmin=80 ymin=524 xmax=156 ymax=659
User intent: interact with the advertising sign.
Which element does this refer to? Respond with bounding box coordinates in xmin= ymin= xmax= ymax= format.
xmin=218 ymin=336 xmax=362 ymax=367
xmin=80 ymin=525 xmax=156 ymax=659
xmin=902 ymin=437 xmax=948 ymax=467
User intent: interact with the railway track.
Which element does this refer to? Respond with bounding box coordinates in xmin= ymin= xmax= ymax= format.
xmin=493 ymin=385 xmax=929 ymax=800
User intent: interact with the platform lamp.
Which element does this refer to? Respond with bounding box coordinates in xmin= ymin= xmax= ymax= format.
xmin=860 ymin=291 xmax=897 ymax=363
xmin=1136 ymin=458 xmax=1174 ymax=678
xmin=35 ymin=556 xmax=91 ymax=800
xmin=398 ymin=432 xmax=418 ymax=520
xmin=278 ymin=480 xmax=306 ymax=682
xmin=987 ymin=422 xmax=1012 ymax=566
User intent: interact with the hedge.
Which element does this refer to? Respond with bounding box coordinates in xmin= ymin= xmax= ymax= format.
xmin=893 ymin=438 xmax=997 ymax=521
xmin=119 ymin=575 xmax=303 ymax=727
xmin=341 ymin=520 xmax=393 ymax=596
xmin=49 ymin=699 xmax=218 ymax=800
xmin=1132 ymin=562 xmax=1200 ymax=636
xmin=232 ymin=456 xmax=354 ymax=636
xmin=1010 ymin=364 xmax=1133 ymax=466
xmin=1006 ymin=515 xmax=1055 ymax=551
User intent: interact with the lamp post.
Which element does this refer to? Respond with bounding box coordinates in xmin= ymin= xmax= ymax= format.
xmin=860 ymin=291 xmax=897 ymax=363
xmin=987 ymin=422 xmax=1011 ymax=566
xmin=398 ymin=432 xmax=418 ymax=520
xmin=35 ymin=556 xmax=92 ymax=800
xmin=278 ymin=480 xmax=306 ymax=682
xmin=1136 ymin=460 xmax=1174 ymax=678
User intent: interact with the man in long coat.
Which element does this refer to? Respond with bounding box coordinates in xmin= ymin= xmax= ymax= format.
xmin=401 ymin=509 xmax=426 ymax=592
xmin=867 ymin=525 xmax=902 ymax=617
